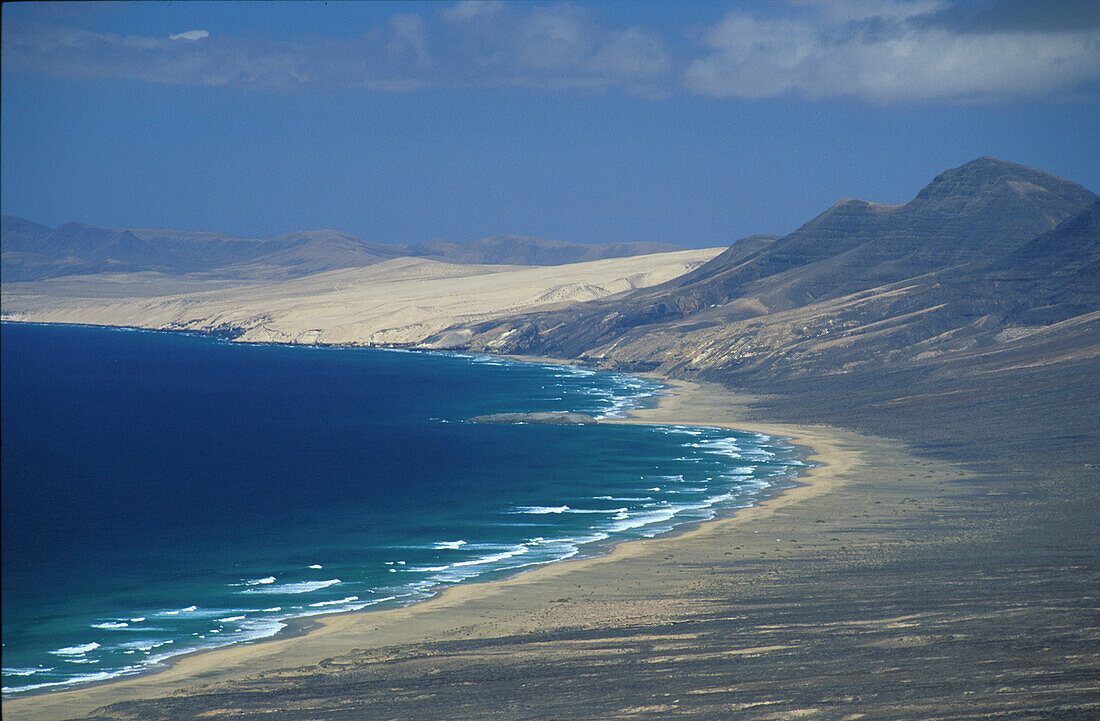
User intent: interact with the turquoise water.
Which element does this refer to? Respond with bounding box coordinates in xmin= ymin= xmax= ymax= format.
xmin=1 ymin=322 xmax=803 ymax=695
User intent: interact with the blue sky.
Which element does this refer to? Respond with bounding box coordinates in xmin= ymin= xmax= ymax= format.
xmin=2 ymin=1 xmax=1098 ymax=247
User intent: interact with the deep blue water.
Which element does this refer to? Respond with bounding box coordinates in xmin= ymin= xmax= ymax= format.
xmin=1 ymin=322 xmax=802 ymax=695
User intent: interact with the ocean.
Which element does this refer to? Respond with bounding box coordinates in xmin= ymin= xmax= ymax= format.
xmin=0 ymin=322 xmax=803 ymax=695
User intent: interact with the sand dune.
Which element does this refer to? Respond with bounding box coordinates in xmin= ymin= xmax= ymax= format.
xmin=1 ymin=249 xmax=722 ymax=346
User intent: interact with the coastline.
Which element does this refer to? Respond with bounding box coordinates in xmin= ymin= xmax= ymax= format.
xmin=2 ymin=348 xmax=879 ymax=721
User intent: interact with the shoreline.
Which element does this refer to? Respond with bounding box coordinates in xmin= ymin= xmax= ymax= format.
xmin=1 ymin=336 xmax=873 ymax=721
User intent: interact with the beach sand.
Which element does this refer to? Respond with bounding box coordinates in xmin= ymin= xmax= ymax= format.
xmin=5 ymin=363 xmax=1098 ymax=720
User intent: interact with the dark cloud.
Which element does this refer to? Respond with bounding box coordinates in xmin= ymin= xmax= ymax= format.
xmin=915 ymin=0 xmax=1100 ymax=34
xmin=686 ymin=1 xmax=1100 ymax=103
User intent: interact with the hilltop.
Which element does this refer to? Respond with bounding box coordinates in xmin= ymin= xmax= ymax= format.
xmin=436 ymin=158 xmax=1098 ymax=383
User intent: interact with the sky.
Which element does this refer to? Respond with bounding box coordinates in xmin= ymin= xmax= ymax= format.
xmin=2 ymin=0 xmax=1099 ymax=247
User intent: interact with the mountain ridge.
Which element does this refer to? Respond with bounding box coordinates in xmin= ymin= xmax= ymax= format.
xmin=427 ymin=158 xmax=1099 ymax=383
xmin=3 ymin=157 xmax=1095 ymax=388
xmin=409 ymin=234 xmax=684 ymax=267
xmin=1 ymin=220 xmax=687 ymax=282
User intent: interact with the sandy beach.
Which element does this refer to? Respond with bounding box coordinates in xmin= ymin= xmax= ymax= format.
xmin=3 ymin=366 xmax=1017 ymax=721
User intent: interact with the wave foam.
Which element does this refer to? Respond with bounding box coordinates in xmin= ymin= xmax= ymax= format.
xmin=50 ymin=642 xmax=100 ymax=657
xmin=161 ymin=605 xmax=199 ymax=615
xmin=4 ymin=669 xmax=124 ymax=694
xmin=308 ymin=596 xmax=360 ymax=608
xmin=609 ymin=507 xmax=679 ymax=533
xmin=238 ymin=579 xmax=341 ymax=595
xmin=451 ymin=545 xmax=529 ymax=568
xmin=3 ymin=667 xmax=51 ymax=677
xmin=116 ymin=639 xmax=174 ymax=652
xmin=513 ymin=505 xmax=570 ymax=514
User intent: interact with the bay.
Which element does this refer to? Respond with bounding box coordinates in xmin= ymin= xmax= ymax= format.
xmin=1 ymin=322 xmax=802 ymax=695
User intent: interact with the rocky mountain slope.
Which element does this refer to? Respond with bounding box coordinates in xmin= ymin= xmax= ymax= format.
xmin=430 ymin=159 xmax=1099 ymax=383
xmin=1 ymin=220 xmax=686 ymax=282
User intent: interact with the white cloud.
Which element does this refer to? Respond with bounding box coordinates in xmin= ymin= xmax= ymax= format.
xmin=4 ymin=2 xmax=1097 ymax=102
xmin=510 ymin=5 xmax=593 ymax=71
xmin=1 ymin=5 xmax=667 ymax=93
xmin=169 ymin=30 xmax=209 ymax=42
xmin=385 ymin=14 xmax=432 ymax=69
xmin=685 ymin=2 xmax=1100 ymax=102
xmin=440 ymin=1 xmax=507 ymax=24
xmin=588 ymin=28 xmax=669 ymax=81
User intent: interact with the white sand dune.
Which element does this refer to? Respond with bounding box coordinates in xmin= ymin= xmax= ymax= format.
xmin=1 ymin=249 xmax=722 ymax=347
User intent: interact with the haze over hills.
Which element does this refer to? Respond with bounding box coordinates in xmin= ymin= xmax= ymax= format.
xmin=0 ymin=217 xmax=686 ymax=282
xmin=3 ymin=157 xmax=1096 ymax=389
xmin=407 ymin=235 xmax=685 ymax=267
xmin=428 ymin=158 xmax=1098 ymax=382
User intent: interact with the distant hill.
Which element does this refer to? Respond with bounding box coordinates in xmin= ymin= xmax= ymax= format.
xmin=435 ymin=158 xmax=1099 ymax=382
xmin=0 ymin=222 xmax=407 ymax=281
xmin=411 ymin=235 xmax=685 ymax=267
xmin=2 ymin=219 xmax=155 ymax=281
xmin=1 ymin=220 xmax=687 ymax=282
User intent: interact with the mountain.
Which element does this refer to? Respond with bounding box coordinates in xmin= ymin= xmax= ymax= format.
xmin=982 ymin=198 xmax=1100 ymax=326
xmin=644 ymin=157 xmax=1094 ymax=318
xmin=6 ymin=157 xmax=1094 ymax=388
xmin=1 ymin=223 xmax=409 ymax=281
xmin=432 ymin=158 xmax=1099 ymax=382
xmin=1 ymin=215 xmax=53 ymax=247
xmin=1 ymin=221 xmax=688 ymax=282
xmin=1 ymin=222 xmax=156 ymax=280
xmin=410 ymin=235 xmax=686 ymax=266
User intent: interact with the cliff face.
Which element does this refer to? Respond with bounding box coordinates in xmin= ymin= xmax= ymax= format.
xmin=430 ymin=159 xmax=1099 ymax=384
